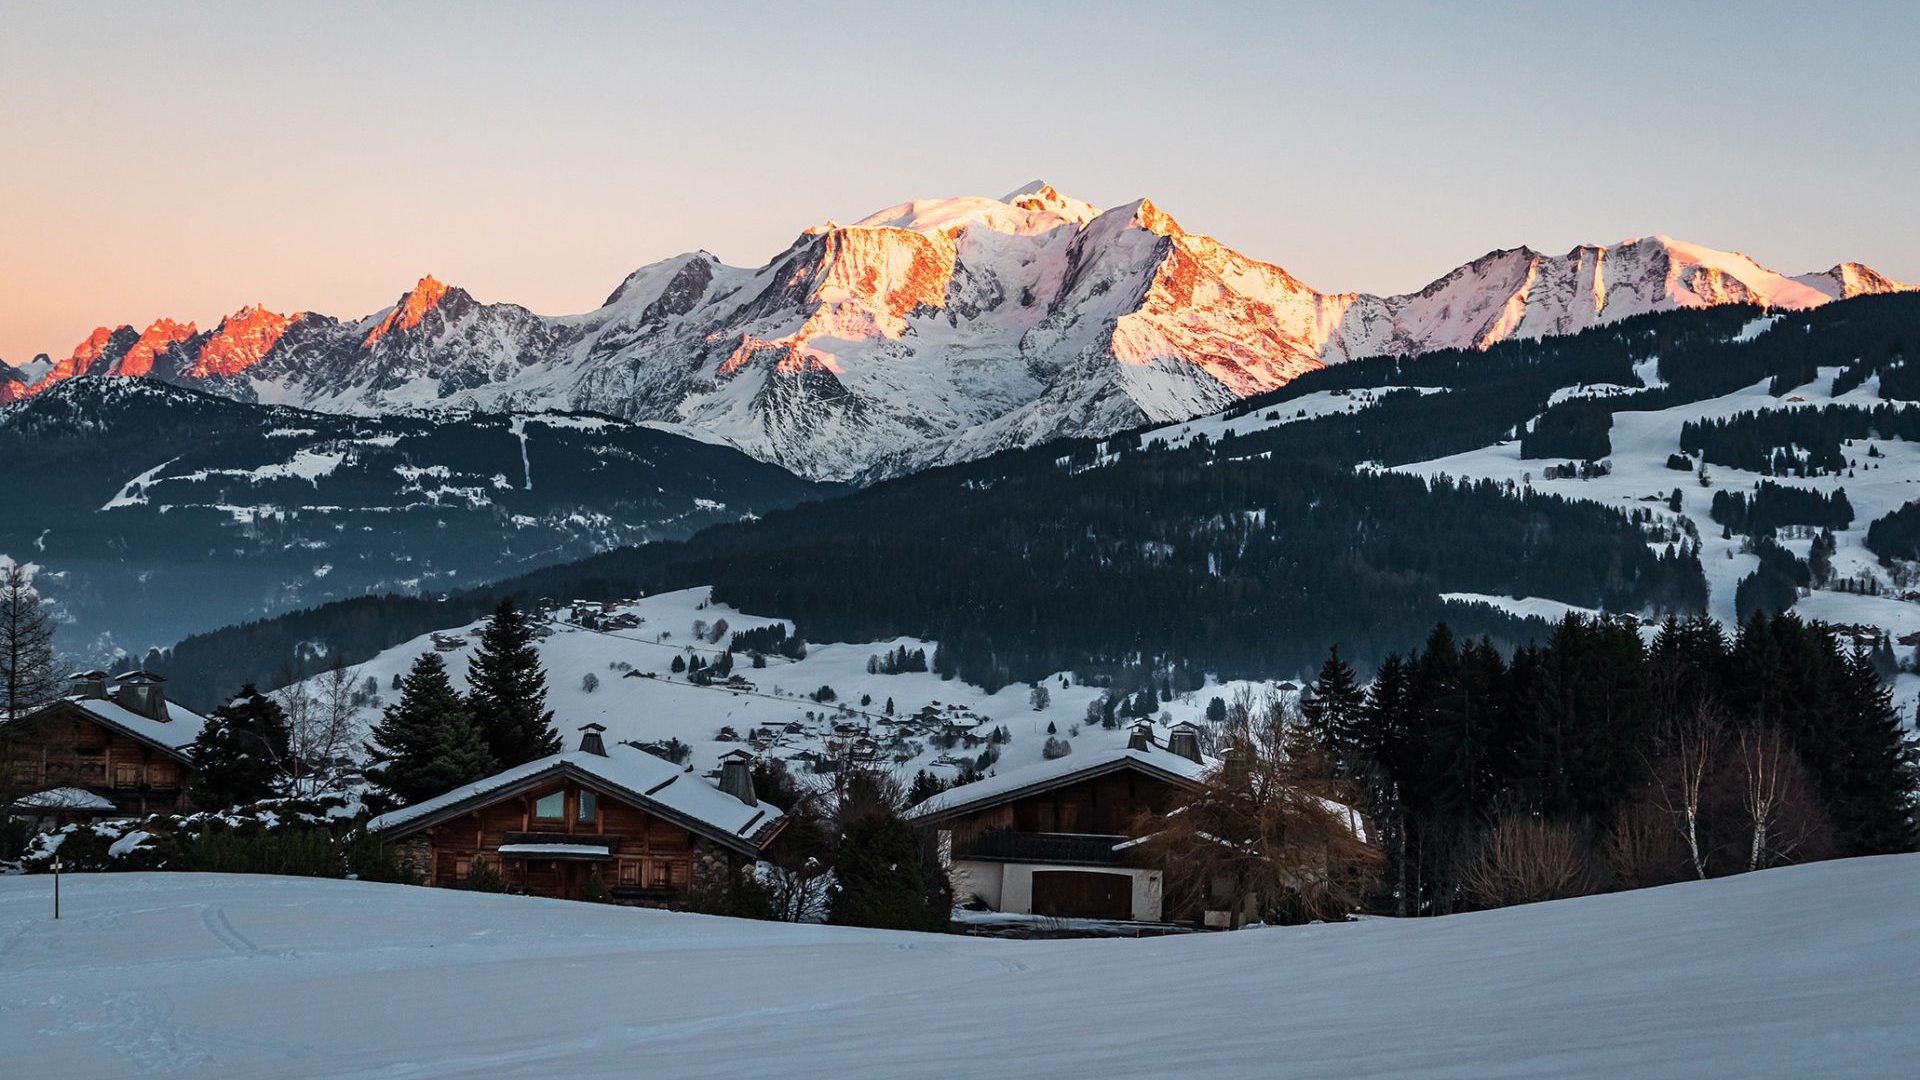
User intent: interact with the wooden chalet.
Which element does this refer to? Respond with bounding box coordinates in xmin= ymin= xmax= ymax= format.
xmin=905 ymin=722 xmax=1213 ymax=923
xmin=368 ymin=727 xmax=785 ymax=906
xmin=3 ymin=671 xmax=208 ymax=821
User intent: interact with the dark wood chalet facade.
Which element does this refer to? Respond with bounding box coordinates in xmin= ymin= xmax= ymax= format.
xmin=3 ymin=671 xmax=207 ymax=824
xmin=905 ymin=722 xmax=1213 ymax=923
xmin=369 ymin=729 xmax=785 ymax=906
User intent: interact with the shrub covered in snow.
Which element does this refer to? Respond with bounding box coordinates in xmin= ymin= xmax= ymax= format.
xmin=19 ymin=791 xmax=405 ymax=882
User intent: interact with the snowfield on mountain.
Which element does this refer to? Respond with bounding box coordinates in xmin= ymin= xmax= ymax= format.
xmin=309 ymin=586 xmax=1279 ymax=781
xmin=1387 ymin=364 xmax=1920 ymax=721
xmin=3 ymin=855 xmax=1915 ymax=1078
xmin=6 ymin=183 xmax=1910 ymax=480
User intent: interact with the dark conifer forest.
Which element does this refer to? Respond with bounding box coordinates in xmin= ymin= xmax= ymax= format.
xmin=1305 ymin=611 xmax=1919 ymax=914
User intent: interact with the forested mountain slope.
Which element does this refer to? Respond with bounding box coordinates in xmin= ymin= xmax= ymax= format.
xmin=0 ymin=379 xmax=832 ymax=654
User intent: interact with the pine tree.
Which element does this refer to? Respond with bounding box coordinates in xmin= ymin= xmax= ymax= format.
xmin=189 ymin=684 xmax=292 ymax=808
xmin=1301 ymin=645 xmax=1366 ymax=776
xmin=1824 ymin=647 xmax=1919 ymax=855
xmin=0 ymin=562 xmax=59 ymax=723
xmin=828 ymin=808 xmax=943 ymax=930
xmin=366 ymin=652 xmax=496 ymax=807
xmin=467 ymin=599 xmax=560 ymax=766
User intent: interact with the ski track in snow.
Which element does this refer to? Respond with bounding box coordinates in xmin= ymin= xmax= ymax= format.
xmin=508 ymin=416 xmax=533 ymax=491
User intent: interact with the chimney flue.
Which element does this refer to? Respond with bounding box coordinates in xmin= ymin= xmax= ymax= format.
xmin=68 ymin=670 xmax=109 ymax=701
xmin=577 ymin=723 xmax=607 ymax=756
xmin=1127 ymin=721 xmax=1155 ymax=753
xmin=111 ymin=670 xmax=169 ymax=721
xmin=1166 ymin=722 xmax=1204 ymax=764
xmin=718 ymin=749 xmax=757 ymax=806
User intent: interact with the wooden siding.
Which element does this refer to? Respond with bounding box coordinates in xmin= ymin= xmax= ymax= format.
xmin=1 ymin=704 xmax=191 ymax=816
xmin=420 ymin=777 xmax=705 ymax=904
xmin=943 ymin=768 xmax=1188 ymax=850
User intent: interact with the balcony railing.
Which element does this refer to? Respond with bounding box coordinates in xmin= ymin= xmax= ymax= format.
xmin=958 ymin=829 xmax=1127 ymax=866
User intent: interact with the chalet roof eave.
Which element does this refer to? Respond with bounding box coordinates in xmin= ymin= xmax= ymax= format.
xmin=8 ymin=698 xmax=197 ymax=766
xmin=371 ymin=761 xmax=778 ymax=858
xmin=904 ymin=754 xmax=1210 ymax=827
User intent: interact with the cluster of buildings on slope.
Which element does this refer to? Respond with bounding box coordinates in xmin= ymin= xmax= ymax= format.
xmin=3 ymin=669 xmax=1248 ymax=926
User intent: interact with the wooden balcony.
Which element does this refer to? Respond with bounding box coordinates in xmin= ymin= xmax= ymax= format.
xmin=957 ymin=829 xmax=1127 ymax=866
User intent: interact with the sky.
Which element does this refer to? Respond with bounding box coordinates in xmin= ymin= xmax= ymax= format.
xmin=3 ymin=0 xmax=1916 ymax=364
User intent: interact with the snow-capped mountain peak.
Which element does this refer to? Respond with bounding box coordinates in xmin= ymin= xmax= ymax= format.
xmin=10 ymin=184 xmax=1914 ymax=481
xmin=362 ymin=274 xmax=452 ymax=348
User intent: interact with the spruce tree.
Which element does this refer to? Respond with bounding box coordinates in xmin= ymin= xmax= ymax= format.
xmin=828 ymin=808 xmax=943 ymax=930
xmin=1301 ymin=645 xmax=1366 ymax=776
xmin=189 ymin=684 xmax=292 ymax=808
xmin=366 ymin=652 xmax=495 ymax=807
xmin=1826 ymin=647 xmax=1919 ymax=855
xmin=467 ymin=599 xmax=561 ymax=766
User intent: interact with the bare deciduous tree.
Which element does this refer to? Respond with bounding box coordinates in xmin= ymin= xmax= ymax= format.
xmin=1735 ymin=725 xmax=1829 ymax=872
xmin=1136 ymin=700 xmax=1380 ymax=925
xmin=0 ymin=561 xmax=60 ymax=723
xmin=274 ymin=662 xmax=363 ymax=796
xmin=1648 ymin=699 xmax=1723 ymax=880
xmin=1462 ymin=816 xmax=1602 ymax=908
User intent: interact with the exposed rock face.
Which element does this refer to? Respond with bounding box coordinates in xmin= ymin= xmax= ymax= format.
xmin=10 ymin=184 xmax=1912 ymax=481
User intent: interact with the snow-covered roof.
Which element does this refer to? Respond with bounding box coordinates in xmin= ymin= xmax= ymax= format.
xmin=10 ymin=787 xmax=118 ymax=811
xmin=496 ymin=843 xmax=614 ymax=860
xmin=904 ymin=742 xmax=1213 ymax=823
xmin=368 ymin=744 xmax=785 ymax=856
xmin=66 ymin=696 xmax=209 ymax=760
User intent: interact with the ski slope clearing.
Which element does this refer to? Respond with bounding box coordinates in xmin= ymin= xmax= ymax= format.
xmin=1391 ymin=368 xmax=1920 ymax=721
xmin=3 ymin=857 xmax=1916 ymax=1078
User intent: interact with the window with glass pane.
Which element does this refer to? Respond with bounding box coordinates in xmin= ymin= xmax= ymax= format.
xmin=533 ymin=790 xmax=564 ymax=819
xmin=577 ymin=790 xmax=597 ymax=822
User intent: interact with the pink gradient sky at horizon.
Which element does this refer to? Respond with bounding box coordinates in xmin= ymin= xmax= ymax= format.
xmin=3 ymin=0 xmax=1916 ymax=365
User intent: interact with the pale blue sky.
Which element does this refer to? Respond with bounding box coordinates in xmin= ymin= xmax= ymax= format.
xmin=3 ymin=0 xmax=1915 ymax=362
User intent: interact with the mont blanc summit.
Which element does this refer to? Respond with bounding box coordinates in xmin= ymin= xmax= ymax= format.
xmin=7 ymin=184 xmax=1911 ymax=480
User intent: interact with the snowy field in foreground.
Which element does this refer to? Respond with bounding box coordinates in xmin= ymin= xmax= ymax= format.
xmin=3 ymin=858 xmax=1916 ymax=1079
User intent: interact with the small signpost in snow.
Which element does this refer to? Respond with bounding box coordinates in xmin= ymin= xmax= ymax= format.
xmin=52 ymin=854 xmax=61 ymax=920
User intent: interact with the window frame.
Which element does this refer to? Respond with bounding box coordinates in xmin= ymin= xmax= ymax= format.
xmin=532 ymin=789 xmax=566 ymax=821
xmin=576 ymin=788 xmax=597 ymax=824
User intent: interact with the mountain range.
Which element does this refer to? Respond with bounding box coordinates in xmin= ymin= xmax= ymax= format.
xmin=5 ymin=182 xmax=1911 ymax=480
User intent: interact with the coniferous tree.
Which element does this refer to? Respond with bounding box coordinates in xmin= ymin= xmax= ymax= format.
xmin=365 ymin=652 xmax=496 ymax=807
xmin=828 ymin=774 xmax=948 ymax=930
xmin=189 ymin=684 xmax=292 ymax=808
xmin=467 ymin=599 xmax=560 ymax=766
xmin=1823 ymin=646 xmax=1919 ymax=855
xmin=1301 ymin=645 xmax=1366 ymax=776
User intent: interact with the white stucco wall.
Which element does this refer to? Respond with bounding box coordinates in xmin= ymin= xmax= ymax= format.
xmin=956 ymin=860 xmax=1163 ymax=922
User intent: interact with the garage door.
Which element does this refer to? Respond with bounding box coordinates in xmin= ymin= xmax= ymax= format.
xmin=1031 ymin=870 xmax=1132 ymax=920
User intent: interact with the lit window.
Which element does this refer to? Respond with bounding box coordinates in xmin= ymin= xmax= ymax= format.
xmin=533 ymin=791 xmax=564 ymax=819
xmin=577 ymin=790 xmax=597 ymax=823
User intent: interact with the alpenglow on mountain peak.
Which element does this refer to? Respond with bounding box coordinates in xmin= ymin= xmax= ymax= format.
xmin=5 ymin=183 xmax=1913 ymax=475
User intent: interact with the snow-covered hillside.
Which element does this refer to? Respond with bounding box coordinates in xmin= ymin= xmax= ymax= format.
xmin=1388 ymin=366 xmax=1920 ymax=721
xmin=324 ymin=587 xmax=1279 ymax=782
xmin=12 ymin=182 xmax=1910 ymax=481
xmin=4 ymin=856 xmax=1915 ymax=1078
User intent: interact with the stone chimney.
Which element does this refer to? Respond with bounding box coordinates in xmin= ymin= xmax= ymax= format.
xmin=577 ymin=722 xmax=607 ymax=756
xmin=68 ymin=670 xmax=109 ymax=700
xmin=717 ymin=749 xmax=757 ymax=806
xmin=1166 ymin=721 xmax=1204 ymax=764
xmin=111 ymin=671 xmax=169 ymax=721
xmin=1127 ymin=720 xmax=1155 ymax=753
